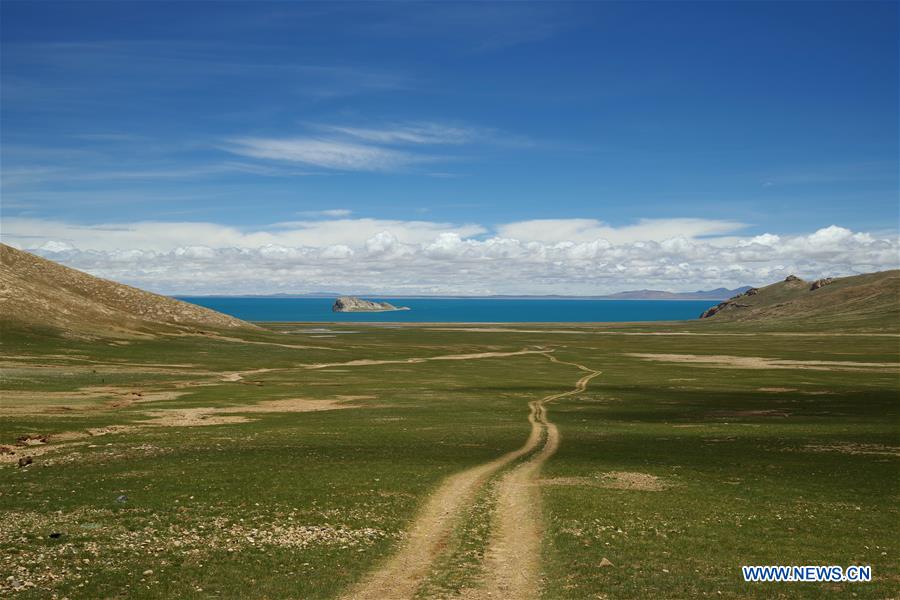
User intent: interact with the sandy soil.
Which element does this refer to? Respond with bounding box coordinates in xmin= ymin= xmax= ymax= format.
xmin=628 ymin=353 xmax=899 ymax=372
xmin=140 ymin=397 xmax=369 ymax=427
xmin=597 ymin=471 xmax=670 ymax=491
xmin=0 ymin=388 xmax=188 ymax=415
xmin=541 ymin=471 xmax=670 ymax=491
xmin=1 ymin=397 xmax=372 ymax=464
xmin=306 ymin=348 xmax=550 ymax=370
xmin=219 ymin=368 xmax=276 ymax=382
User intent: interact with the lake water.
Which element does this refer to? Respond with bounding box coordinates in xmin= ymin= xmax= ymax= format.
xmin=176 ymin=297 xmax=719 ymax=323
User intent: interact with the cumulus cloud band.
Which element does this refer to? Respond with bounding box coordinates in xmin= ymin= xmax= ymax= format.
xmin=2 ymin=217 xmax=897 ymax=295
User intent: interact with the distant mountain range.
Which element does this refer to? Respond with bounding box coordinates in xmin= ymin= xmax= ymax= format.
xmin=182 ymin=287 xmax=752 ymax=301
xmin=594 ymin=287 xmax=753 ymax=300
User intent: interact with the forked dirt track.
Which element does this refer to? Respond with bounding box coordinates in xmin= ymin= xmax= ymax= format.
xmin=343 ymin=353 xmax=600 ymax=600
xmin=472 ymin=356 xmax=601 ymax=600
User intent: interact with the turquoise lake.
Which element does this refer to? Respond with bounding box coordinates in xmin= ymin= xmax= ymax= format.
xmin=176 ymin=297 xmax=720 ymax=323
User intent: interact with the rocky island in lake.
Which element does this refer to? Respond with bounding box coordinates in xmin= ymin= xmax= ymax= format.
xmin=332 ymin=296 xmax=411 ymax=313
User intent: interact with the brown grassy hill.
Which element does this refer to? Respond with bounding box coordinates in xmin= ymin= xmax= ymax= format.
xmin=0 ymin=244 xmax=255 ymax=337
xmin=699 ymin=270 xmax=900 ymax=331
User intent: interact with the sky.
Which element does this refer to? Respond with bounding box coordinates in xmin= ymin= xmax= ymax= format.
xmin=1 ymin=1 xmax=898 ymax=295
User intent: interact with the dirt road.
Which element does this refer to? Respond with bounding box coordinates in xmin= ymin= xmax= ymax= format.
xmin=473 ymin=356 xmax=600 ymax=599
xmin=343 ymin=353 xmax=599 ymax=600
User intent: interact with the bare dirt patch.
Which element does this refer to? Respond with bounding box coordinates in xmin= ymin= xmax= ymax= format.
xmin=628 ymin=353 xmax=899 ymax=372
xmin=542 ymin=472 xmax=671 ymax=492
xmin=0 ymin=440 xmax=91 ymax=465
xmin=598 ymin=471 xmax=670 ymax=491
xmin=427 ymin=327 xmax=588 ymax=334
xmin=139 ymin=409 xmax=251 ymax=427
xmin=1 ymin=397 xmax=373 ymax=465
xmin=0 ymin=387 xmax=188 ymax=415
xmin=140 ymin=397 xmax=369 ymax=427
xmin=306 ymin=348 xmax=550 ymax=370
xmin=800 ymin=443 xmax=900 ymax=458
xmin=219 ymin=368 xmax=276 ymax=383
xmin=540 ymin=476 xmax=600 ymax=487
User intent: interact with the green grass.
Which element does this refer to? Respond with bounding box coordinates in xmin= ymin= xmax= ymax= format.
xmin=1 ymin=320 xmax=897 ymax=598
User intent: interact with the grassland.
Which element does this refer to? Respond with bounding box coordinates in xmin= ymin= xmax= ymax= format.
xmin=1 ymin=318 xmax=898 ymax=599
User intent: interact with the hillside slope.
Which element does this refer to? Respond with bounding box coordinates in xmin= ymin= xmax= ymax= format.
xmin=699 ymin=270 xmax=900 ymax=330
xmin=0 ymin=244 xmax=254 ymax=337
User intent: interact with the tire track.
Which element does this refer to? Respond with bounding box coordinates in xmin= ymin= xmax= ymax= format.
xmin=471 ymin=355 xmax=600 ymax=600
xmin=342 ymin=432 xmax=540 ymax=600
xmin=342 ymin=353 xmax=599 ymax=600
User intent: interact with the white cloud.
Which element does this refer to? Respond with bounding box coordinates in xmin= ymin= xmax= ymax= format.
xmin=4 ymin=217 xmax=897 ymax=295
xmin=1 ymin=217 xmax=486 ymax=252
xmin=295 ymin=209 xmax=353 ymax=218
xmin=221 ymin=120 xmax=516 ymax=173
xmin=224 ymin=137 xmax=425 ymax=172
xmin=317 ymin=122 xmax=481 ymax=145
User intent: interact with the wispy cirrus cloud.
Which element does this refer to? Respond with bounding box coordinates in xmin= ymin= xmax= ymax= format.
xmin=223 ymin=137 xmax=426 ymax=172
xmin=1 ymin=40 xmax=413 ymax=106
xmin=223 ymin=120 xmax=528 ymax=172
xmin=295 ymin=208 xmax=353 ymax=218
xmin=352 ymin=2 xmax=575 ymax=53
xmin=315 ymin=122 xmax=483 ymax=145
xmin=0 ymin=161 xmax=311 ymax=187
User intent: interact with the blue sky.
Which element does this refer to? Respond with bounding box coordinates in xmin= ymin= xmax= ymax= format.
xmin=1 ymin=1 xmax=898 ymax=294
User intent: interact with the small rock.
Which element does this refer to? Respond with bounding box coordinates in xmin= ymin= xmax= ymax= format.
xmin=16 ymin=434 xmax=48 ymax=446
xmin=49 ymin=532 xmax=62 ymax=539
xmin=810 ymin=277 xmax=834 ymax=291
xmin=599 ymin=557 xmax=614 ymax=568
xmin=115 ymin=495 xmax=128 ymax=503
xmin=17 ymin=456 xmax=33 ymax=468
xmin=142 ymin=569 xmax=153 ymax=576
